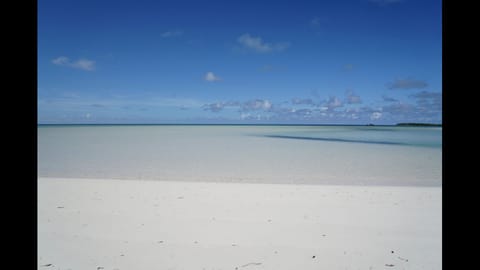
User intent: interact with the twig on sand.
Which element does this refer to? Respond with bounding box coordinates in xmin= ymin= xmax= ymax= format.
xmin=241 ymin=262 xmax=262 ymax=267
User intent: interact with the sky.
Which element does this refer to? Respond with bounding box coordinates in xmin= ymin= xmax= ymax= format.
xmin=38 ymin=0 xmax=442 ymax=124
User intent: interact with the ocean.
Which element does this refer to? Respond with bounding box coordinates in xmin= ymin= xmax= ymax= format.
xmin=37 ymin=125 xmax=442 ymax=186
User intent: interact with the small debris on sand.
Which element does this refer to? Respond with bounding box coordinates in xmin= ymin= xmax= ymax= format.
xmin=241 ymin=262 xmax=262 ymax=267
xmin=57 ymin=206 xmax=64 ymax=209
xmin=41 ymin=264 xmax=53 ymax=267
xmin=398 ymin=256 xmax=408 ymax=262
xmin=385 ymin=264 xmax=394 ymax=267
xmin=312 ymin=255 xmax=316 ymax=259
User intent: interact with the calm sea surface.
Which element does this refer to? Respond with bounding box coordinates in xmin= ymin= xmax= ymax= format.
xmin=38 ymin=125 xmax=442 ymax=186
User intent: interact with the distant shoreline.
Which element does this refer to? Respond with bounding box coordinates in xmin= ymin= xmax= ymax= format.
xmin=395 ymin=123 xmax=442 ymax=127
xmin=37 ymin=123 xmax=442 ymax=127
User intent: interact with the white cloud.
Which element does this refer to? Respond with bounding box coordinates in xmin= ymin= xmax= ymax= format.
xmin=370 ymin=112 xmax=382 ymax=120
xmin=161 ymin=30 xmax=183 ymax=38
xmin=204 ymin=72 xmax=221 ymax=82
xmin=346 ymin=91 xmax=362 ymax=104
xmin=291 ymin=98 xmax=314 ymax=105
xmin=52 ymin=56 xmax=70 ymax=65
xmin=242 ymin=99 xmax=273 ymax=111
xmin=240 ymin=113 xmax=251 ymax=120
xmin=237 ymin=33 xmax=290 ymax=53
xmin=71 ymin=59 xmax=96 ymax=71
xmin=52 ymin=56 xmax=96 ymax=71
xmin=203 ymin=102 xmax=225 ymax=112
xmin=326 ymin=96 xmax=343 ymax=110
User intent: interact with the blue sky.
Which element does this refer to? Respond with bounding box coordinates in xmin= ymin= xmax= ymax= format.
xmin=38 ymin=0 xmax=442 ymax=124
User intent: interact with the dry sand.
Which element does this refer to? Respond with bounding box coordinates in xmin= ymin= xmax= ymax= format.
xmin=38 ymin=177 xmax=441 ymax=270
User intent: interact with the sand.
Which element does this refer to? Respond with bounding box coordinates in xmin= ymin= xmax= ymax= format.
xmin=38 ymin=177 xmax=441 ymax=270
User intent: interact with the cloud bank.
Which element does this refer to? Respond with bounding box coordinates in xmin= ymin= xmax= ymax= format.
xmin=201 ymin=90 xmax=441 ymax=124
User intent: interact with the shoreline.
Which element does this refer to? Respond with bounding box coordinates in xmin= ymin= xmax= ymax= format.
xmin=38 ymin=177 xmax=442 ymax=270
xmin=37 ymin=175 xmax=442 ymax=187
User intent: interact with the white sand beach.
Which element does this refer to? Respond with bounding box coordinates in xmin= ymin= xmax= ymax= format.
xmin=38 ymin=177 xmax=441 ymax=270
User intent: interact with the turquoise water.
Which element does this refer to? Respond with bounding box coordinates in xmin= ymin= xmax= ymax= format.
xmin=38 ymin=125 xmax=442 ymax=186
xmin=253 ymin=126 xmax=442 ymax=148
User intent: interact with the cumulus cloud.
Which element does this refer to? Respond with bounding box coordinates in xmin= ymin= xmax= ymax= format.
xmin=52 ymin=56 xmax=96 ymax=71
xmin=325 ymin=96 xmax=343 ymax=110
xmin=202 ymin=102 xmax=225 ymax=112
xmin=241 ymin=99 xmax=272 ymax=111
xmin=200 ymin=92 xmax=441 ymax=123
xmin=388 ymin=78 xmax=428 ymax=90
xmin=380 ymin=97 xmax=441 ymax=123
xmin=70 ymin=59 xmax=95 ymax=71
xmin=370 ymin=112 xmax=382 ymax=120
xmin=203 ymin=99 xmax=272 ymax=113
xmin=161 ymin=30 xmax=183 ymax=38
xmin=237 ymin=33 xmax=290 ymax=53
xmin=52 ymin=56 xmax=69 ymax=65
xmin=346 ymin=91 xmax=362 ymax=104
xmin=204 ymin=72 xmax=221 ymax=82
xmin=291 ymin=98 xmax=315 ymax=105
xmin=410 ymin=91 xmax=442 ymax=112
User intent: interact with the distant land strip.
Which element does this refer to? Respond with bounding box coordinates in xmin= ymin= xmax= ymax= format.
xmin=395 ymin=123 xmax=442 ymax=127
